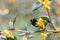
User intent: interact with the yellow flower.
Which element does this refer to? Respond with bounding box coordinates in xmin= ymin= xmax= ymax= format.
xmin=36 ymin=18 xmax=45 ymax=28
xmin=9 ymin=0 xmax=16 ymax=5
xmin=4 ymin=9 xmax=9 ymax=15
xmin=57 ymin=1 xmax=60 ymax=6
xmin=57 ymin=27 xmax=60 ymax=37
xmin=0 ymin=9 xmax=2 ymax=14
xmin=40 ymin=33 xmax=49 ymax=40
xmin=43 ymin=0 xmax=51 ymax=9
xmin=37 ymin=0 xmax=42 ymax=3
xmin=0 ymin=9 xmax=9 ymax=15
xmin=3 ymin=30 xmax=14 ymax=39
xmin=23 ymin=37 xmax=28 ymax=40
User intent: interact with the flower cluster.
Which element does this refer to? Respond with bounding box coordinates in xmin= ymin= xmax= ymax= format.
xmin=37 ymin=0 xmax=51 ymax=9
xmin=43 ymin=0 xmax=51 ymax=9
xmin=3 ymin=30 xmax=14 ymax=39
xmin=40 ymin=32 xmax=49 ymax=40
xmin=36 ymin=18 xmax=45 ymax=28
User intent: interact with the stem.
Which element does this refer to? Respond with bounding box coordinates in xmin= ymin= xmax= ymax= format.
xmin=35 ymin=30 xmax=60 ymax=33
xmin=47 ymin=30 xmax=60 ymax=33
xmin=1 ymin=29 xmax=60 ymax=35
xmin=12 ymin=29 xmax=60 ymax=33
xmin=46 ymin=9 xmax=56 ymax=30
xmin=8 ymin=29 xmax=60 ymax=33
xmin=10 ymin=29 xmax=29 ymax=40
xmin=47 ymin=9 xmax=52 ymax=24
xmin=46 ymin=9 xmax=56 ymax=40
xmin=26 ymin=32 xmax=29 ymax=40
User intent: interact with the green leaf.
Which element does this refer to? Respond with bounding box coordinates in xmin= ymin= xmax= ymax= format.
xmin=6 ymin=36 xmax=17 ymax=40
xmin=8 ymin=17 xmax=16 ymax=30
xmin=32 ymin=2 xmax=42 ymax=11
xmin=48 ymin=23 xmax=56 ymax=30
xmin=41 ymin=17 xmax=49 ymax=21
xmin=22 ymin=23 xmax=29 ymax=31
xmin=8 ymin=21 xmax=13 ymax=28
xmin=41 ymin=17 xmax=49 ymax=26
xmin=13 ymin=17 xmax=16 ymax=26
xmin=0 ymin=35 xmax=6 ymax=39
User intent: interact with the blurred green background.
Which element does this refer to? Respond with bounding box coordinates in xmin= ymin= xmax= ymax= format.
xmin=0 ymin=0 xmax=60 ymax=40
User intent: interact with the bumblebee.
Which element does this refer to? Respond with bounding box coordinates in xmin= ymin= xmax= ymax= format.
xmin=31 ymin=17 xmax=50 ymax=30
xmin=31 ymin=18 xmax=45 ymax=28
